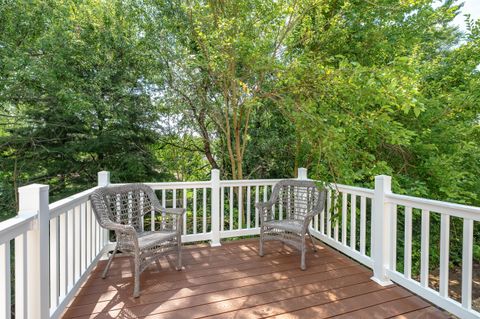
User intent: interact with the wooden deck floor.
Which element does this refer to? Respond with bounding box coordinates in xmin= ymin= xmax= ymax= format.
xmin=63 ymin=239 xmax=449 ymax=319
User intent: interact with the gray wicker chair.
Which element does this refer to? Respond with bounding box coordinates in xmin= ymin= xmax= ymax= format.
xmin=257 ymin=179 xmax=326 ymax=270
xmin=89 ymin=183 xmax=184 ymax=298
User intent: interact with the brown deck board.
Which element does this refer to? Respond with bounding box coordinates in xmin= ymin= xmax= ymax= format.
xmin=391 ymin=306 xmax=451 ymax=318
xmin=330 ymin=295 xmax=430 ymax=318
xmin=62 ymin=239 xmax=447 ymax=319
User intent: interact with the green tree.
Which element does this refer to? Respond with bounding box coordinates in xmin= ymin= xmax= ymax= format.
xmin=142 ymin=0 xmax=311 ymax=179
xmin=0 ymin=0 xmax=161 ymax=217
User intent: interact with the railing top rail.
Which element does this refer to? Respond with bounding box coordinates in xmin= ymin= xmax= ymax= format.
xmin=386 ymin=193 xmax=480 ymax=221
xmin=0 ymin=210 xmax=36 ymax=244
xmin=114 ymin=178 xmax=294 ymax=189
xmin=112 ymin=181 xmax=212 ymax=190
xmin=220 ymin=178 xmax=282 ymax=186
xmin=49 ymin=186 xmax=99 ymax=218
xmin=331 ymin=183 xmax=375 ymax=197
xmin=144 ymin=181 xmax=212 ymax=189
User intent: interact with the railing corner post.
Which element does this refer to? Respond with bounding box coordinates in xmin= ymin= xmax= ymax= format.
xmin=18 ymin=184 xmax=50 ymax=319
xmin=371 ymin=175 xmax=393 ymax=286
xmin=210 ymin=169 xmax=221 ymax=247
xmin=297 ymin=167 xmax=308 ymax=180
xmin=98 ymin=171 xmax=111 ymax=187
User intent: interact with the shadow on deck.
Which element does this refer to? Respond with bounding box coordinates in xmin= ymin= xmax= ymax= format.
xmin=63 ymin=239 xmax=448 ymax=318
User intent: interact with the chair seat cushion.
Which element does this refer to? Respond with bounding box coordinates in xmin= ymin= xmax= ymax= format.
xmin=263 ymin=219 xmax=305 ymax=233
xmin=137 ymin=231 xmax=177 ymax=250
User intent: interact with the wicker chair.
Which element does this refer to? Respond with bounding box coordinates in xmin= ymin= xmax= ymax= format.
xmin=257 ymin=179 xmax=326 ymax=270
xmin=89 ymin=184 xmax=184 ymax=298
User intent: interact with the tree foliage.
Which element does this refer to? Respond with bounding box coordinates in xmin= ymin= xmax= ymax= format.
xmin=0 ymin=0 xmax=162 ymax=217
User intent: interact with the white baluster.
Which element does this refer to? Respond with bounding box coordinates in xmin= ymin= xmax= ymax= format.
xmin=420 ymin=209 xmax=430 ymax=287
xmin=193 ymin=188 xmax=197 ymax=234
xmin=350 ymin=194 xmax=357 ymax=250
xmin=0 ymin=241 xmax=11 ymax=319
xmin=342 ymin=192 xmax=347 ymax=245
xmin=404 ymin=206 xmax=413 ymax=278
xmin=247 ymin=186 xmax=251 ymax=228
xmin=210 ymin=169 xmax=221 ymax=246
xmin=462 ymin=218 xmax=473 ymax=309
xmin=255 ymin=185 xmax=259 ymax=228
xmin=183 ymin=189 xmax=187 ymax=235
xmin=359 ymin=196 xmax=366 ymax=255
xmin=439 ymin=214 xmax=450 ymax=297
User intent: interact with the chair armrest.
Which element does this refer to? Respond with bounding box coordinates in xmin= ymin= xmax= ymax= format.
xmin=301 ymin=209 xmax=323 ymax=231
xmin=162 ymin=208 xmax=185 ymax=235
xmin=102 ymin=220 xmax=140 ymax=251
xmin=164 ymin=207 xmax=186 ymax=216
xmin=149 ymin=205 xmax=186 ymax=216
xmin=103 ymin=220 xmax=137 ymax=235
xmin=255 ymin=201 xmax=274 ymax=210
xmin=152 ymin=207 xmax=185 ymax=233
xmin=256 ymin=201 xmax=275 ymax=223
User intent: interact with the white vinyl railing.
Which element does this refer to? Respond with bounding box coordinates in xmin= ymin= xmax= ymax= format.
xmin=0 ymin=170 xmax=478 ymax=318
xmin=115 ymin=172 xmax=282 ymax=245
xmin=309 ymin=184 xmax=375 ymax=269
xmin=385 ymin=190 xmax=480 ymax=319
xmin=0 ymin=176 xmax=109 ymax=319
xmin=309 ymin=175 xmax=479 ymax=319
xmin=48 ymin=185 xmax=108 ymax=318
xmin=218 ymin=178 xmax=280 ymax=239
xmin=0 ymin=208 xmax=37 ymax=319
xmin=144 ymin=180 xmax=212 ymax=243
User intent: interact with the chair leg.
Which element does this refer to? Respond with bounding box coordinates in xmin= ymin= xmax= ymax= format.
xmin=133 ymin=254 xmax=141 ymax=298
xmin=176 ymin=236 xmax=182 ymax=271
xmin=300 ymin=236 xmax=307 ymax=270
xmin=259 ymin=228 xmax=264 ymax=257
xmin=301 ymin=248 xmax=306 ymax=271
xmin=308 ymin=229 xmax=318 ymax=252
xmin=102 ymin=247 xmax=117 ymax=279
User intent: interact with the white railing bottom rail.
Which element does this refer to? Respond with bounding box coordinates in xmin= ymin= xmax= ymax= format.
xmin=0 ymin=169 xmax=479 ymax=318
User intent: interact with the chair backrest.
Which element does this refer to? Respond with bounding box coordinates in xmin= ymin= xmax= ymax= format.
xmin=89 ymin=184 xmax=160 ymax=231
xmin=270 ymin=180 xmax=326 ymax=221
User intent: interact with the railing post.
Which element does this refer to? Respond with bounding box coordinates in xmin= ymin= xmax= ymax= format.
xmin=98 ymin=171 xmax=110 ymax=246
xmin=297 ymin=167 xmax=308 ymax=180
xmin=98 ymin=171 xmax=110 ymax=187
xmin=371 ymin=175 xmax=393 ymax=286
xmin=210 ymin=169 xmax=221 ymax=247
xmin=18 ymin=184 xmax=50 ymax=319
